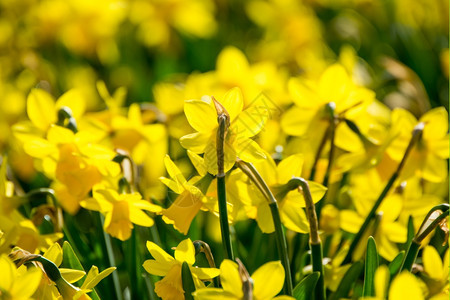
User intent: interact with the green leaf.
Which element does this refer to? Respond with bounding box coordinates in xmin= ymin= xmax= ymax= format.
xmin=363 ymin=236 xmax=379 ymax=297
xmin=388 ymin=251 xmax=405 ymax=278
xmin=329 ymin=261 xmax=364 ymax=300
xmin=404 ymin=216 xmax=415 ymax=250
xmin=62 ymin=241 xmax=101 ymax=300
xmin=181 ymin=262 xmax=196 ymax=300
xmin=293 ymin=272 xmax=320 ymax=300
xmin=62 ymin=241 xmax=85 ymax=271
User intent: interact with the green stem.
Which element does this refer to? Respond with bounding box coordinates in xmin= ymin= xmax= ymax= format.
xmin=237 ymin=160 xmax=293 ymax=295
xmin=400 ymin=240 xmax=420 ymax=273
xmin=311 ymin=243 xmax=325 ymax=300
xmin=216 ymin=114 xmax=234 ymax=260
xmin=194 ymin=240 xmax=220 ymax=287
xmin=342 ymin=122 xmax=424 ymax=265
xmin=269 ymin=202 xmax=294 ymax=295
xmin=99 ymin=214 xmax=123 ymax=300
xmin=400 ymin=204 xmax=449 ymax=273
xmin=294 ymin=178 xmax=325 ymax=300
xmin=23 ymin=188 xmax=63 ymax=232
xmin=113 ymin=154 xmax=137 ymax=192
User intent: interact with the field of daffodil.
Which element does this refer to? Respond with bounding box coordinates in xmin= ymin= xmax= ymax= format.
xmin=0 ymin=0 xmax=449 ymax=299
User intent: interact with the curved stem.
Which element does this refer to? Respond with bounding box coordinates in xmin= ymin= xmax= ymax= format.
xmin=216 ymin=113 xmax=234 ymax=260
xmin=293 ymin=178 xmax=325 ymax=300
xmin=342 ymin=122 xmax=424 ymax=265
xmin=400 ymin=204 xmax=449 ymax=273
xmin=194 ymin=240 xmax=220 ymax=287
xmin=236 ymin=160 xmax=293 ymax=295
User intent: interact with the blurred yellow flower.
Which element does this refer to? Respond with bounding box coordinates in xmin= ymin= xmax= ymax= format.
xmin=80 ymin=188 xmax=161 ymax=241
xmin=180 ymin=87 xmax=268 ymax=175
xmin=194 ymin=259 xmax=293 ymax=300
xmin=0 ymin=254 xmax=42 ymax=300
xmin=129 ymin=0 xmax=217 ymax=49
xmin=159 ymin=155 xmax=205 ymax=234
xmin=243 ymin=154 xmax=327 ymax=233
xmin=387 ymin=107 xmax=449 ymax=182
xmin=143 ymin=238 xmax=220 ymax=300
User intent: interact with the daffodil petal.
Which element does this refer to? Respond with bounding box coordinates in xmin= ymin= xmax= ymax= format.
xmin=129 ymin=208 xmax=155 ymax=227
xmin=281 ymin=202 xmax=309 ymax=233
xmin=190 ymin=266 xmax=220 ymax=280
xmin=43 ymin=242 xmax=63 ymax=266
xmin=423 ymin=246 xmax=443 ymax=280
xmin=174 ymin=238 xmax=195 ymax=265
xmin=180 ymin=132 xmax=210 ymax=153
xmin=163 ymin=155 xmax=187 ymax=186
xmin=288 ymin=77 xmax=319 ymax=109
xmin=193 ymin=288 xmax=238 ymax=300
xmin=420 ymin=107 xmax=448 ymax=140
xmin=318 ymin=64 xmax=350 ymax=104
xmin=82 ymin=266 xmax=116 ymax=290
xmin=184 ymin=99 xmax=217 ymax=133
xmin=256 ymin=203 xmax=275 ymax=233
xmin=27 ymin=88 xmax=56 ymax=131
xmin=234 ymin=138 xmax=266 ymax=162
xmin=374 ymin=265 xmax=389 ymax=299
xmin=389 ymin=272 xmax=424 ymax=300
xmin=0 ymin=255 xmax=15 ymax=291
xmin=56 ymin=89 xmax=86 ymax=119
xmin=280 ymin=106 xmax=316 ymax=136
xmin=146 ymin=241 xmax=175 ymax=263
xmin=11 ymin=266 xmax=42 ymax=298
xmin=60 ymin=268 xmax=86 ymax=283
xmin=142 ymin=259 xmax=175 ymax=276
xmin=219 ymin=87 xmax=244 ymax=121
xmin=276 ymin=154 xmax=304 ymax=184
xmin=219 ymin=260 xmax=243 ymax=297
xmin=252 ymin=261 xmax=285 ymax=299
xmin=340 ymin=210 xmax=363 ymax=234
xmin=23 ymin=138 xmax=57 ymax=158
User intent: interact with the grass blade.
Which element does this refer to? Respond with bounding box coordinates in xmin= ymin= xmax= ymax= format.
xmin=293 ymin=272 xmax=320 ymax=300
xmin=363 ymin=236 xmax=378 ymax=297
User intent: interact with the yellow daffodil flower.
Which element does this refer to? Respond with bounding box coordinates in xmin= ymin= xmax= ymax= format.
xmin=389 ymin=271 xmax=426 ymax=300
xmin=194 ymin=259 xmax=294 ymax=300
xmin=159 ymin=155 xmax=206 ymax=235
xmin=0 ymin=254 xmax=42 ymax=300
xmin=129 ymin=0 xmax=216 ymax=49
xmin=22 ymin=125 xmax=120 ymax=214
xmin=387 ymin=107 xmax=449 ymax=182
xmin=421 ymin=246 xmax=449 ymax=298
xmin=180 ymin=87 xmax=269 ymax=175
xmin=340 ymin=171 xmax=407 ymax=261
xmin=143 ymin=238 xmax=220 ymax=300
xmin=80 ymin=188 xmax=161 ymax=241
xmin=14 ymin=88 xmax=86 ymax=137
xmin=281 ymin=63 xmax=376 ymax=154
xmin=244 ymin=154 xmax=327 ymax=233
xmin=109 ymin=102 xmax=168 ymax=200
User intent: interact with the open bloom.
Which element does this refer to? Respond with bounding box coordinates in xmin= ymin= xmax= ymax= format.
xmin=194 ymin=259 xmax=293 ymax=300
xmin=80 ymin=188 xmax=161 ymax=241
xmin=159 ymin=155 xmax=206 ymax=234
xmin=0 ymin=254 xmax=42 ymax=300
xmin=243 ymin=154 xmax=327 ymax=233
xmin=387 ymin=107 xmax=449 ymax=183
xmin=143 ymin=238 xmax=220 ymax=300
xmin=180 ymin=87 xmax=269 ymax=175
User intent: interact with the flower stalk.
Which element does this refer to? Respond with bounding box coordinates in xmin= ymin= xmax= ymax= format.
xmin=342 ymin=122 xmax=425 ymax=265
xmin=194 ymin=240 xmax=220 ymax=287
xmin=215 ymin=98 xmax=234 ymax=260
xmin=400 ymin=203 xmax=449 ymax=272
xmin=236 ymin=159 xmax=293 ymax=296
xmin=289 ymin=177 xmax=325 ymax=300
